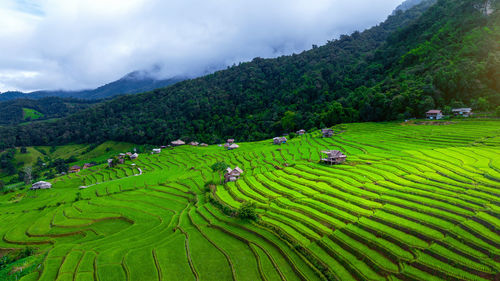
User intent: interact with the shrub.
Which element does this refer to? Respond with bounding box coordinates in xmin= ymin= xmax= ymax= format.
xmin=237 ymin=202 xmax=258 ymax=221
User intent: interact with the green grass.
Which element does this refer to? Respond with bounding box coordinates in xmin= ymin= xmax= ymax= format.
xmin=22 ymin=108 xmax=44 ymax=121
xmin=0 ymin=120 xmax=499 ymax=280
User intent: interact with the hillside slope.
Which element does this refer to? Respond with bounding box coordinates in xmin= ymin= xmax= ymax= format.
xmin=0 ymin=120 xmax=499 ymax=281
xmin=0 ymin=0 xmax=498 ymax=148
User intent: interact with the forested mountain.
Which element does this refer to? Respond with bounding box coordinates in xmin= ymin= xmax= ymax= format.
xmin=393 ymin=0 xmax=430 ymax=13
xmin=0 ymin=72 xmax=184 ymax=101
xmin=0 ymin=98 xmax=100 ymax=125
xmin=0 ymin=0 xmax=498 ymax=148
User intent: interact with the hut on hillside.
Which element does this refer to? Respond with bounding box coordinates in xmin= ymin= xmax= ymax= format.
xmin=82 ymin=163 xmax=94 ymax=169
xmin=130 ymin=153 xmax=139 ymax=160
xmin=69 ymin=165 xmax=81 ymax=173
xmin=321 ymin=150 xmax=347 ymax=165
xmin=322 ymin=129 xmax=334 ymax=138
xmin=273 ymin=137 xmax=287 ymax=145
xmin=126 ymin=152 xmax=133 ymax=156
xmin=227 ymin=139 xmax=235 ymax=144
xmin=426 ymin=110 xmax=443 ymax=120
xmin=107 ymin=159 xmax=114 ymax=167
xmin=226 ymin=143 xmax=239 ymax=150
xmin=296 ymin=129 xmax=306 ymax=135
xmin=171 ymin=140 xmax=186 ymax=146
xmin=31 ymin=181 xmax=52 ymax=190
xmin=189 ymin=141 xmax=199 ymax=146
xmin=152 ymin=148 xmax=161 ymax=154
xmin=225 ymin=167 xmax=243 ymax=182
xmin=200 ymin=143 xmax=208 ymax=147
xmin=452 ymin=108 xmax=472 ymax=117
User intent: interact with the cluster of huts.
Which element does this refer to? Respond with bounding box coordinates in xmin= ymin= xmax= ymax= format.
xmin=224 ymin=139 xmax=240 ymax=150
xmin=224 ymin=166 xmax=243 ymax=182
xmin=426 ymin=108 xmax=473 ymax=120
xmin=107 ymin=152 xmax=139 ymax=167
xmin=68 ymin=162 xmax=97 ymax=173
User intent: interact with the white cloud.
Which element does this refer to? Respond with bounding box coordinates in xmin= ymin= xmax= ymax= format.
xmin=0 ymin=0 xmax=403 ymax=92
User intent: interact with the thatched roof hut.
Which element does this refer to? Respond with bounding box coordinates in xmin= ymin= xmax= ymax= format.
xmin=321 ymin=150 xmax=347 ymax=165
xmin=171 ymin=140 xmax=186 ymax=146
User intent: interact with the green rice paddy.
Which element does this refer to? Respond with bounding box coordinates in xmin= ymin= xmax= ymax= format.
xmin=1 ymin=120 xmax=499 ymax=280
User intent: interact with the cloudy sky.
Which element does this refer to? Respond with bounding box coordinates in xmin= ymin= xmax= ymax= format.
xmin=0 ymin=0 xmax=403 ymax=92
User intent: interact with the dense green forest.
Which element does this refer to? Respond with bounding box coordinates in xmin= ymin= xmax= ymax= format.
xmin=0 ymin=97 xmax=100 ymax=125
xmin=0 ymin=0 xmax=498 ymax=148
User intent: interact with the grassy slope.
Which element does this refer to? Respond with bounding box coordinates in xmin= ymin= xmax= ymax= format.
xmin=0 ymin=120 xmax=499 ymax=281
xmin=22 ymin=108 xmax=44 ymax=121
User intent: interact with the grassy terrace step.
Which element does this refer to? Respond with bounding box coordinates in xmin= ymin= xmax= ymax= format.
xmin=1 ymin=120 xmax=499 ymax=280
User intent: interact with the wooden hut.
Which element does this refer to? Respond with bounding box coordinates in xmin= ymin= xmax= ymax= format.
xmin=152 ymin=148 xmax=161 ymax=154
xmin=322 ymin=129 xmax=334 ymax=138
xmin=69 ymin=165 xmax=81 ymax=173
xmin=321 ymin=150 xmax=347 ymax=165
xmin=227 ymin=143 xmax=239 ymax=150
xmin=227 ymin=139 xmax=235 ymax=144
xmin=273 ymin=137 xmax=287 ymax=145
xmin=452 ymin=108 xmax=472 ymax=117
xmin=200 ymin=143 xmax=208 ymax=147
xmin=426 ymin=110 xmax=443 ymax=120
xmin=130 ymin=153 xmax=139 ymax=160
xmin=224 ymin=167 xmax=243 ymax=182
xmin=189 ymin=141 xmax=199 ymax=146
xmin=296 ymin=129 xmax=306 ymax=135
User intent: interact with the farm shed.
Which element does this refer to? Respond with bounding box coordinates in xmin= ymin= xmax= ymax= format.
xmin=200 ymin=143 xmax=208 ymax=147
xmin=273 ymin=137 xmax=287 ymax=145
xmin=130 ymin=153 xmax=139 ymax=160
xmin=171 ymin=140 xmax=186 ymax=146
xmin=321 ymin=150 xmax=347 ymax=165
xmin=296 ymin=129 xmax=306 ymax=135
xmin=226 ymin=143 xmax=239 ymax=150
xmin=322 ymin=129 xmax=334 ymax=138
xmin=152 ymin=148 xmax=161 ymax=154
xmin=69 ymin=165 xmax=81 ymax=173
xmin=452 ymin=108 xmax=472 ymax=117
xmin=189 ymin=142 xmax=199 ymax=146
xmin=426 ymin=110 xmax=443 ymax=120
xmin=31 ymin=181 xmax=52 ymax=190
xmin=225 ymin=167 xmax=243 ymax=182
xmin=227 ymin=139 xmax=235 ymax=144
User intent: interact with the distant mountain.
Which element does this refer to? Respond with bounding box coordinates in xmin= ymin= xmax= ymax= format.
xmin=0 ymin=0 xmax=498 ymax=148
xmin=0 ymin=72 xmax=186 ymax=101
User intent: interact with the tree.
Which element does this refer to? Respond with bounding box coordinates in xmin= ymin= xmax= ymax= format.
xmin=496 ymin=106 xmax=500 ymax=117
xmin=23 ymin=166 xmax=32 ymax=185
xmin=53 ymin=158 xmax=68 ymax=174
xmin=0 ymin=180 xmax=4 ymax=192
xmin=237 ymin=202 xmax=258 ymax=220
xmin=211 ymin=162 xmax=229 ymax=184
xmin=281 ymin=111 xmax=297 ymax=132
xmin=20 ymin=147 xmax=27 ymax=154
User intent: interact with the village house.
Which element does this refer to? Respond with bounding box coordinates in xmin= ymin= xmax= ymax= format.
xmin=160 ymin=145 xmax=167 ymax=149
xmin=130 ymin=153 xmax=139 ymax=160
xmin=452 ymin=108 xmax=472 ymax=117
xmin=31 ymin=181 xmax=52 ymax=190
xmin=200 ymin=143 xmax=208 ymax=147
xmin=119 ymin=153 xmax=126 ymax=158
xmin=82 ymin=163 xmax=94 ymax=169
xmin=126 ymin=152 xmax=133 ymax=156
xmin=107 ymin=159 xmax=113 ymax=167
xmin=322 ymin=129 xmax=334 ymax=138
xmin=224 ymin=143 xmax=240 ymax=150
xmin=227 ymin=139 xmax=235 ymax=144
xmin=224 ymin=167 xmax=243 ymax=182
xmin=69 ymin=165 xmax=81 ymax=173
xmin=189 ymin=141 xmax=199 ymax=146
xmin=171 ymin=140 xmax=186 ymax=146
xmin=321 ymin=150 xmax=347 ymax=165
xmin=296 ymin=129 xmax=306 ymax=135
xmin=152 ymin=148 xmax=161 ymax=154
xmin=426 ymin=110 xmax=443 ymax=120
xmin=273 ymin=137 xmax=287 ymax=145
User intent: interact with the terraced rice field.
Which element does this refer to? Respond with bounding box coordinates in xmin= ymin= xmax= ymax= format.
xmin=1 ymin=120 xmax=499 ymax=281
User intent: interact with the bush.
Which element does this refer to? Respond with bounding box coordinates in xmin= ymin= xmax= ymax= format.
xmin=237 ymin=202 xmax=258 ymax=221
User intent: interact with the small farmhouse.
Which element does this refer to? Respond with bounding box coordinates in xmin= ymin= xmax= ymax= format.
xmin=321 ymin=150 xmax=347 ymax=165
xmin=107 ymin=159 xmax=114 ymax=167
xmin=273 ymin=137 xmax=287 ymax=145
xmin=152 ymin=148 xmax=161 ymax=154
xmin=452 ymin=108 xmax=472 ymax=117
xmin=227 ymin=139 xmax=235 ymax=144
xmin=296 ymin=129 xmax=306 ymax=135
xmin=69 ymin=165 xmax=81 ymax=173
xmin=227 ymin=143 xmax=239 ymax=150
xmin=426 ymin=110 xmax=443 ymax=120
xmin=200 ymin=143 xmax=208 ymax=147
xmin=322 ymin=129 xmax=334 ymax=138
xmin=224 ymin=167 xmax=243 ymax=182
xmin=189 ymin=141 xmax=199 ymax=146
xmin=171 ymin=140 xmax=186 ymax=146
xmin=130 ymin=153 xmax=139 ymax=160
xmin=31 ymin=181 xmax=52 ymax=190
